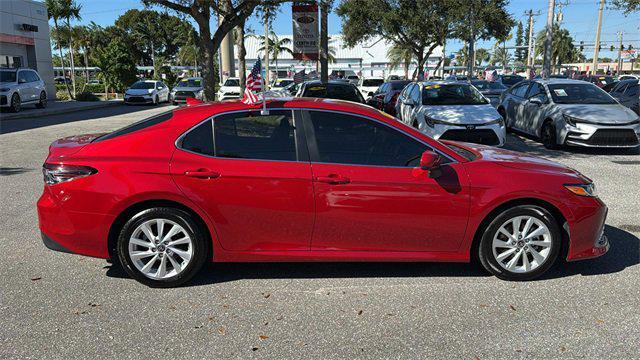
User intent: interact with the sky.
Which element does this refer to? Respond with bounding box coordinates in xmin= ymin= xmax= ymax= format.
xmin=64 ymin=0 xmax=639 ymax=59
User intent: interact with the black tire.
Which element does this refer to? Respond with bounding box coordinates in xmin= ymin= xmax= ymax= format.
xmin=478 ymin=205 xmax=561 ymax=281
xmin=35 ymin=91 xmax=47 ymax=109
xmin=153 ymin=95 xmax=159 ymax=105
xmin=498 ymin=107 xmax=510 ymax=133
xmin=116 ymin=207 xmax=209 ymax=287
xmin=9 ymin=93 xmax=21 ymax=113
xmin=541 ymin=121 xmax=560 ymax=149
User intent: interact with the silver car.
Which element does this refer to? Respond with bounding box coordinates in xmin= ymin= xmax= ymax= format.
xmin=0 ymin=68 xmax=47 ymax=112
xmin=396 ymin=81 xmax=506 ymax=147
xmin=171 ymin=77 xmax=204 ymax=105
xmin=498 ymin=79 xmax=640 ymax=149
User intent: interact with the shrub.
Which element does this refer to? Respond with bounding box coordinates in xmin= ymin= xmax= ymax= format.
xmin=75 ymin=91 xmax=100 ymax=101
xmin=56 ymin=90 xmax=71 ymax=101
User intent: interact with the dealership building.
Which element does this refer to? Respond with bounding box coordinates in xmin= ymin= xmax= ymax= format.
xmin=0 ymin=0 xmax=55 ymax=99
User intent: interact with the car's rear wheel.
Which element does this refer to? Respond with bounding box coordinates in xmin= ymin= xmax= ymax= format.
xmin=478 ymin=205 xmax=561 ymax=281
xmin=9 ymin=93 xmax=21 ymax=112
xmin=541 ymin=121 xmax=560 ymax=149
xmin=117 ymin=207 xmax=209 ymax=287
xmin=36 ymin=91 xmax=47 ymax=108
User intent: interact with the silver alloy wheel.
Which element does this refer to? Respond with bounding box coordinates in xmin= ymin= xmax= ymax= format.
xmin=128 ymin=218 xmax=193 ymax=279
xmin=492 ymin=215 xmax=552 ymax=273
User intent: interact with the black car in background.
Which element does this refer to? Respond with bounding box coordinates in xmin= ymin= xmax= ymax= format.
xmin=497 ymin=74 xmax=525 ymax=87
xmin=296 ymin=80 xmax=366 ymax=103
xmin=366 ymin=80 xmax=411 ymax=116
xmin=471 ymin=80 xmax=508 ymax=108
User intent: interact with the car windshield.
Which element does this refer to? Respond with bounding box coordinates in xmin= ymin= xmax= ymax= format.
xmin=500 ymin=75 xmax=524 ymax=86
xmin=223 ymin=79 xmax=239 ymax=86
xmin=471 ymin=81 xmax=507 ymax=91
xmin=130 ymin=81 xmax=155 ymax=89
xmin=548 ymin=83 xmax=617 ymax=104
xmin=177 ymin=78 xmax=202 ymax=87
xmin=303 ymin=83 xmax=364 ymax=103
xmin=422 ymin=84 xmax=489 ymax=105
xmin=390 ymin=81 xmax=411 ymax=90
xmin=362 ymin=79 xmax=384 ymax=87
xmin=1 ymin=71 xmax=17 ymax=83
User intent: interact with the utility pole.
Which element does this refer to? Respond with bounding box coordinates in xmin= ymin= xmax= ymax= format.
xmin=616 ymin=31 xmax=624 ymax=73
xmin=592 ymin=0 xmax=605 ymax=75
xmin=320 ymin=0 xmax=329 ymax=83
xmin=264 ymin=11 xmax=270 ymax=90
xmin=525 ymin=10 xmax=539 ymax=75
xmin=440 ymin=39 xmax=446 ymax=78
xmin=467 ymin=11 xmax=475 ymax=79
xmin=542 ymin=0 xmax=555 ymax=78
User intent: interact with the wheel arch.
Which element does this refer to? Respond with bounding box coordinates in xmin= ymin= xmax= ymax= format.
xmin=469 ymin=197 xmax=569 ymax=263
xmin=107 ymin=199 xmax=213 ymax=262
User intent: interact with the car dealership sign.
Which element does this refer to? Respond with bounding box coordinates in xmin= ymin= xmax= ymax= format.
xmin=292 ymin=2 xmax=319 ymax=60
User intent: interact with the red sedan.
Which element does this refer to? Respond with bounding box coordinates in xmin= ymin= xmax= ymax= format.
xmin=38 ymin=98 xmax=609 ymax=287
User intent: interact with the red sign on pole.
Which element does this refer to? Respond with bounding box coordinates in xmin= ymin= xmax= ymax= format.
xmin=292 ymin=2 xmax=319 ymax=60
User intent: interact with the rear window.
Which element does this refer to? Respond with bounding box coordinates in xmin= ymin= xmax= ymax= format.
xmin=391 ymin=81 xmax=411 ymax=90
xmin=94 ymin=111 xmax=174 ymax=142
xmin=303 ymin=83 xmax=364 ymax=103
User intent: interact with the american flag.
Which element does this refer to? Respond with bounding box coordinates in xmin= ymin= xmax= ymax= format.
xmin=242 ymin=59 xmax=262 ymax=104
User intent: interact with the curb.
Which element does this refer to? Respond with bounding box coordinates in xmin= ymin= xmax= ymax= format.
xmin=0 ymin=100 xmax=122 ymax=121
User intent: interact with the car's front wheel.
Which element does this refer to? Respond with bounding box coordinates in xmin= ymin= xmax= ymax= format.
xmin=478 ymin=205 xmax=561 ymax=281
xmin=541 ymin=121 xmax=560 ymax=149
xmin=9 ymin=93 xmax=21 ymax=112
xmin=117 ymin=207 xmax=209 ymax=287
xmin=36 ymin=91 xmax=47 ymax=108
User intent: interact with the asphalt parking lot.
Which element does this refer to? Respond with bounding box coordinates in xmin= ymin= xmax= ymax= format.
xmin=1 ymin=105 xmax=639 ymax=359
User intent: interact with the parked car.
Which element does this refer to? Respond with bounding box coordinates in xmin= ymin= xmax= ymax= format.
xmin=577 ymin=75 xmax=614 ymax=88
xmin=396 ymin=81 xmax=506 ymax=147
xmin=609 ymin=79 xmax=639 ymax=115
xmin=358 ymin=77 xmax=385 ymax=98
xmin=471 ymin=80 xmax=508 ymax=108
xmin=346 ymin=75 xmax=359 ymax=85
xmin=87 ymin=79 xmax=102 ymax=85
xmin=37 ymin=98 xmax=609 ymax=287
xmin=170 ymin=77 xmax=204 ymax=105
xmin=497 ymin=78 xmax=640 ymax=149
xmin=124 ymin=80 xmax=170 ymax=105
xmin=296 ymin=80 xmax=365 ymax=103
xmin=366 ymin=80 xmax=411 ymax=116
xmin=0 ymin=68 xmax=47 ymax=112
xmin=618 ymin=74 xmax=639 ymax=81
xmin=271 ymin=78 xmax=294 ymax=90
xmin=283 ymin=82 xmax=301 ymax=96
xmin=497 ymin=74 xmax=525 ymax=87
xmin=216 ymin=77 xmax=241 ymax=100
xmin=54 ymin=76 xmax=71 ymax=85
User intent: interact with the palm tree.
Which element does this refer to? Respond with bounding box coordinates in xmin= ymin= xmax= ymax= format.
xmin=45 ymin=0 xmax=73 ymax=98
xmin=387 ymin=44 xmax=413 ymax=79
xmin=73 ymin=25 xmax=92 ymax=85
xmin=455 ymin=47 xmax=468 ymax=67
xmin=257 ymin=31 xmax=293 ymax=80
xmin=535 ymin=24 xmax=578 ymax=73
xmin=62 ymin=0 xmax=82 ymax=97
xmin=474 ymin=48 xmax=490 ymax=67
xmin=491 ymin=45 xmax=511 ymax=68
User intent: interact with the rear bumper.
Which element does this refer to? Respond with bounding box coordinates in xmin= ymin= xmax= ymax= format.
xmin=41 ymin=232 xmax=74 ymax=254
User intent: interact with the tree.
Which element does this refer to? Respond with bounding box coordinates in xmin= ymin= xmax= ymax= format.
xmin=491 ymin=45 xmax=511 ymax=67
xmin=93 ymin=37 xmax=138 ymax=93
xmin=337 ymin=0 xmax=455 ymax=80
xmin=114 ymin=9 xmax=194 ymax=68
xmin=63 ymin=0 xmax=82 ymax=97
xmin=72 ymin=25 xmax=92 ymax=84
xmin=144 ymin=0 xmax=290 ymax=100
xmin=455 ymin=47 xmax=468 ymax=67
xmin=611 ymin=0 xmax=639 ymax=13
xmin=387 ymin=43 xmax=413 ymax=79
xmin=514 ymin=21 xmax=525 ymax=63
xmin=256 ymin=31 xmax=293 ymax=79
xmin=535 ymin=24 xmax=579 ymax=73
xmin=234 ymin=22 xmax=247 ymax=93
xmin=45 ymin=0 xmax=73 ymax=98
xmin=475 ymin=48 xmax=490 ymax=66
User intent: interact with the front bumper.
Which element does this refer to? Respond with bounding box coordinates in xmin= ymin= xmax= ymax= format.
xmin=561 ymin=122 xmax=640 ymax=148
xmin=427 ymin=123 xmax=506 ymax=147
xmin=217 ymin=92 xmax=240 ymax=101
xmin=124 ymin=95 xmax=153 ymax=104
xmin=0 ymin=94 xmax=8 ymax=106
xmin=566 ymin=198 xmax=610 ymax=261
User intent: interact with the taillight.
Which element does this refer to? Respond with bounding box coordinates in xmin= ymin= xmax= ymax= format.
xmin=42 ymin=163 xmax=97 ymax=185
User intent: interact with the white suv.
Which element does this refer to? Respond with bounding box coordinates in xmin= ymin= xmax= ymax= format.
xmin=0 ymin=68 xmax=47 ymax=112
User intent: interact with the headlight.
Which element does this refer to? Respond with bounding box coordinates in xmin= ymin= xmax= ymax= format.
xmin=196 ymin=90 xmax=204 ymax=99
xmin=564 ymin=183 xmax=597 ymax=197
xmin=563 ymin=114 xmax=579 ymax=127
xmin=0 ymin=87 xmax=10 ymax=92
xmin=484 ymin=118 xmax=504 ymax=126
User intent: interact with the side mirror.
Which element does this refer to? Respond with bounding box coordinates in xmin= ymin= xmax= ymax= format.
xmin=404 ymin=98 xmax=415 ymax=106
xmin=529 ymin=97 xmax=543 ymax=105
xmin=18 ymin=78 xmax=27 ymax=84
xmin=368 ymin=91 xmax=374 ymax=97
xmin=420 ymin=150 xmax=442 ymax=171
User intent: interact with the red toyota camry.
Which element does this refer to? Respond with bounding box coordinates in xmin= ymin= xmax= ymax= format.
xmin=38 ymin=98 xmax=609 ymax=287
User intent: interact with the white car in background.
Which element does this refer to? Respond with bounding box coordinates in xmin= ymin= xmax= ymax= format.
xmin=124 ymin=80 xmax=170 ymax=105
xmin=396 ymin=81 xmax=506 ymax=147
xmin=0 ymin=68 xmax=47 ymax=112
xmin=358 ymin=77 xmax=385 ymax=98
xmin=217 ymin=77 xmax=241 ymax=100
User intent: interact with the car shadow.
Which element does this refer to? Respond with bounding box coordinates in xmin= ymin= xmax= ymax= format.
xmin=505 ymin=133 xmax=640 ymax=158
xmin=104 ymin=225 xmax=639 ymax=287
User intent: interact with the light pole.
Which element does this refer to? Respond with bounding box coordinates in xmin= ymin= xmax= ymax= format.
xmin=542 ymin=0 xmax=555 ymax=78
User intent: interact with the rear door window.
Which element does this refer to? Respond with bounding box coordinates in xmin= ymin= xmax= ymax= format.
xmin=180 ymin=120 xmax=214 ymax=155
xmin=214 ymin=110 xmax=297 ymax=161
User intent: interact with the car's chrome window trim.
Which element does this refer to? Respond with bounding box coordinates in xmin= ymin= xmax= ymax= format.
xmin=175 ymin=106 xmax=458 ymax=165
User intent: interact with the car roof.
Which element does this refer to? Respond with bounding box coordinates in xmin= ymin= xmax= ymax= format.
xmin=304 ymin=80 xmax=356 ymax=86
xmin=533 ymin=78 xmax=594 ymax=85
xmin=420 ymin=80 xmax=467 ymax=86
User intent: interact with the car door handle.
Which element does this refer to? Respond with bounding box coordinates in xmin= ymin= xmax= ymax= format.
xmin=184 ymin=169 xmax=220 ymax=179
xmin=316 ymin=175 xmax=350 ymax=184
